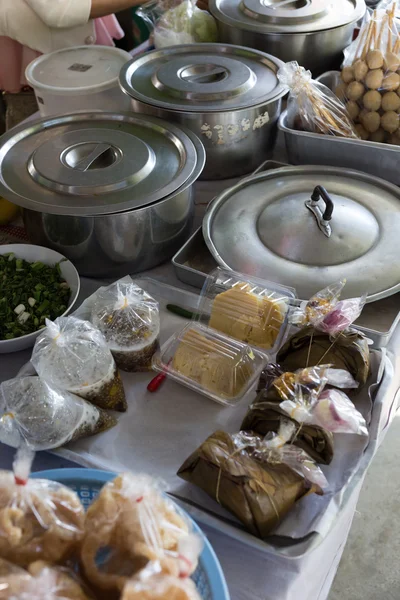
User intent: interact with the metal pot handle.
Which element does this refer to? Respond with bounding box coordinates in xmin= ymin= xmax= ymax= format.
xmin=305 ymin=185 xmax=334 ymax=238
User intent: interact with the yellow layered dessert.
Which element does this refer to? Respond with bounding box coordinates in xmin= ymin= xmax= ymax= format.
xmin=172 ymin=328 xmax=254 ymax=400
xmin=208 ymin=284 xmax=286 ymax=350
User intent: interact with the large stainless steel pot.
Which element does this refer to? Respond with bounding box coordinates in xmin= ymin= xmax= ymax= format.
xmin=119 ymin=44 xmax=287 ymax=180
xmin=209 ymin=0 xmax=366 ymax=76
xmin=0 ymin=112 xmax=205 ymax=277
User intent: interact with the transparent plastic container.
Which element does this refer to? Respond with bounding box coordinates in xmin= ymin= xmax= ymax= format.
xmin=153 ymin=323 xmax=268 ymax=406
xmin=195 ymin=268 xmax=296 ymax=354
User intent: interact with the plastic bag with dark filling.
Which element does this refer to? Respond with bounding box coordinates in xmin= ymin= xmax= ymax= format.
xmin=90 ymin=278 xmax=160 ymax=373
xmin=178 ymin=428 xmax=327 ymax=538
xmin=277 ymin=326 xmax=370 ymax=387
xmin=31 ymin=316 xmax=127 ymax=411
xmin=0 ymin=376 xmax=117 ymax=451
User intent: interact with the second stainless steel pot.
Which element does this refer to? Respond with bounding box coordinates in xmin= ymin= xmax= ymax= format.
xmin=0 ymin=112 xmax=205 ymax=277
xmin=209 ymin=0 xmax=366 ymax=76
xmin=120 ymin=44 xmax=287 ymax=180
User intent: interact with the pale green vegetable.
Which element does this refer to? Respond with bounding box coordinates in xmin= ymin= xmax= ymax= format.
xmin=154 ymin=0 xmax=218 ymax=48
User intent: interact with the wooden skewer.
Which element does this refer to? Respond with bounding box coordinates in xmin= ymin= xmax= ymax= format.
xmin=362 ymin=19 xmax=375 ymax=59
xmin=377 ymin=13 xmax=388 ymax=50
xmin=394 ymin=37 xmax=400 ymax=54
xmin=354 ymin=26 xmax=367 ymax=64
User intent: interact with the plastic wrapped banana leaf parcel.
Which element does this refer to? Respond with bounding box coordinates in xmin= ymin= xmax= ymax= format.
xmin=178 ymin=423 xmax=328 ymax=538
xmin=278 ymin=282 xmax=371 ymax=387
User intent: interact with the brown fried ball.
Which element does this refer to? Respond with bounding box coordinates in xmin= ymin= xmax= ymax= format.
xmin=369 ymin=128 xmax=386 ymax=143
xmin=365 ymin=68 xmax=384 ymax=90
xmin=384 ymin=51 xmax=400 ymax=72
xmin=366 ymin=49 xmax=384 ymax=70
xmin=334 ymin=82 xmax=348 ymax=101
xmin=346 ymin=100 xmax=360 ymax=121
xmin=355 ymin=123 xmax=369 ymax=140
xmin=341 ymin=66 xmax=354 ymax=83
xmin=347 ymin=81 xmax=365 ymax=101
xmin=361 ymin=111 xmax=381 ymax=133
xmin=363 ymin=89 xmax=382 ymax=111
xmin=353 ymin=59 xmax=369 ymax=82
xmin=381 ymin=110 xmax=399 ymax=133
xmin=381 ymin=72 xmax=400 ymax=91
xmin=382 ymin=91 xmax=400 ymax=112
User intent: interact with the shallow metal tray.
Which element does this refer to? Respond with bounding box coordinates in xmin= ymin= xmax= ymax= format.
xmin=172 ymin=227 xmax=400 ymax=348
xmin=278 ymin=71 xmax=400 ymax=186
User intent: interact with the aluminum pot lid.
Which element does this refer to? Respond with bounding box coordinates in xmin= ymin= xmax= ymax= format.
xmin=209 ymin=0 xmax=366 ymax=35
xmin=25 ymin=46 xmax=132 ymax=94
xmin=203 ymin=165 xmax=400 ymax=301
xmin=0 ymin=112 xmax=204 ymax=216
xmin=119 ymin=44 xmax=286 ymax=112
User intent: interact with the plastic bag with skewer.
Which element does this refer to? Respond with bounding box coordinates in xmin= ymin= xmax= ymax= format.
xmin=277 ymin=61 xmax=360 ymax=138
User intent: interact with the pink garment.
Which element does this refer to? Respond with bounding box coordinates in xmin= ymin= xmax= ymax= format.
xmin=0 ymin=15 xmax=124 ymax=93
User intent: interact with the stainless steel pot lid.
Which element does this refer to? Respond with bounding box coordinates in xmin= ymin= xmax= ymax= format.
xmin=0 ymin=112 xmax=204 ymax=216
xmin=203 ymin=165 xmax=400 ymax=301
xmin=119 ymin=44 xmax=286 ymax=112
xmin=209 ymin=0 xmax=365 ymax=35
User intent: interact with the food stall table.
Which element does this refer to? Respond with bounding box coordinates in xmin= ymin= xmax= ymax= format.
xmin=0 ymin=173 xmax=399 ymax=600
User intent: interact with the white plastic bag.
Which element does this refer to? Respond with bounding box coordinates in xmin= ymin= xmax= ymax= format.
xmin=31 ymin=316 xmax=127 ymax=411
xmin=0 ymin=447 xmax=85 ymax=567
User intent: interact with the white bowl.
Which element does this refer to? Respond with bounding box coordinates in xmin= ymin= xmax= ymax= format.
xmin=0 ymin=245 xmax=80 ymax=354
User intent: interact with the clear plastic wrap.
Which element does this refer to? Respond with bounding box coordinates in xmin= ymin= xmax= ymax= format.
xmin=0 ymin=447 xmax=85 ymax=567
xmin=197 ymin=268 xmax=296 ymax=352
xmin=291 ymin=280 xmax=367 ymax=334
xmin=178 ymin=428 xmax=327 ymax=538
xmin=80 ymin=473 xmax=201 ymax=593
xmin=153 ymin=323 xmax=267 ymax=406
xmin=138 ymin=0 xmax=218 ymax=48
xmin=277 ymin=61 xmax=359 ymax=138
xmin=309 ymin=389 xmax=369 ymax=435
xmin=0 ymin=377 xmax=117 ymax=451
xmin=89 ymin=277 xmax=160 ymax=373
xmin=0 ymin=559 xmax=92 ymax=600
xmin=340 ymin=3 xmax=400 ymax=143
xmin=31 ymin=316 xmax=127 ymax=412
xmin=121 ymin=561 xmax=202 ymax=600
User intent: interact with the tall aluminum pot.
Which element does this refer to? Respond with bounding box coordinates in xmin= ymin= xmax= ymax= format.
xmin=119 ymin=44 xmax=288 ymax=180
xmin=23 ymin=187 xmax=195 ymax=278
xmin=209 ymin=0 xmax=366 ymax=77
xmin=213 ymin=24 xmax=357 ymax=77
xmin=0 ymin=111 xmax=205 ymax=278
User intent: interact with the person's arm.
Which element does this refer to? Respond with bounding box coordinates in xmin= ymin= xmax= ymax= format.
xmin=90 ymin=0 xmax=144 ymax=19
xmin=24 ymin=0 xmax=143 ymax=29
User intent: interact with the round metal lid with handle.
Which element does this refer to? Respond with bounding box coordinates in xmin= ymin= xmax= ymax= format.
xmin=209 ymin=0 xmax=366 ymax=35
xmin=119 ymin=44 xmax=287 ymax=112
xmin=203 ymin=165 xmax=400 ymax=301
xmin=0 ymin=112 xmax=204 ymax=216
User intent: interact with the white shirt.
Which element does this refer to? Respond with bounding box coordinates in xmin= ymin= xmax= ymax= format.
xmin=0 ymin=0 xmax=96 ymax=53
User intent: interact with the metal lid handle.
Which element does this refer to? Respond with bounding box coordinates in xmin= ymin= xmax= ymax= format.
xmin=74 ymin=143 xmax=113 ymax=172
xmin=305 ymin=185 xmax=334 ymax=238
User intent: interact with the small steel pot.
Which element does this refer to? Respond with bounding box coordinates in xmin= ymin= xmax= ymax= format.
xmin=209 ymin=0 xmax=366 ymax=76
xmin=0 ymin=112 xmax=205 ymax=277
xmin=120 ymin=44 xmax=287 ymax=180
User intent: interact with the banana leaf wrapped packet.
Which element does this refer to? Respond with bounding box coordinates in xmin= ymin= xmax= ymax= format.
xmin=277 ymin=326 xmax=370 ymax=387
xmin=242 ymin=363 xmax=361 ymax=463
xmin=241 ymin=398 xmax=334 ymax=464
xmin=283 ymin=281 xmax=370 ymax=387
xmin=178 ymin=424 xmax=327 ymax=538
